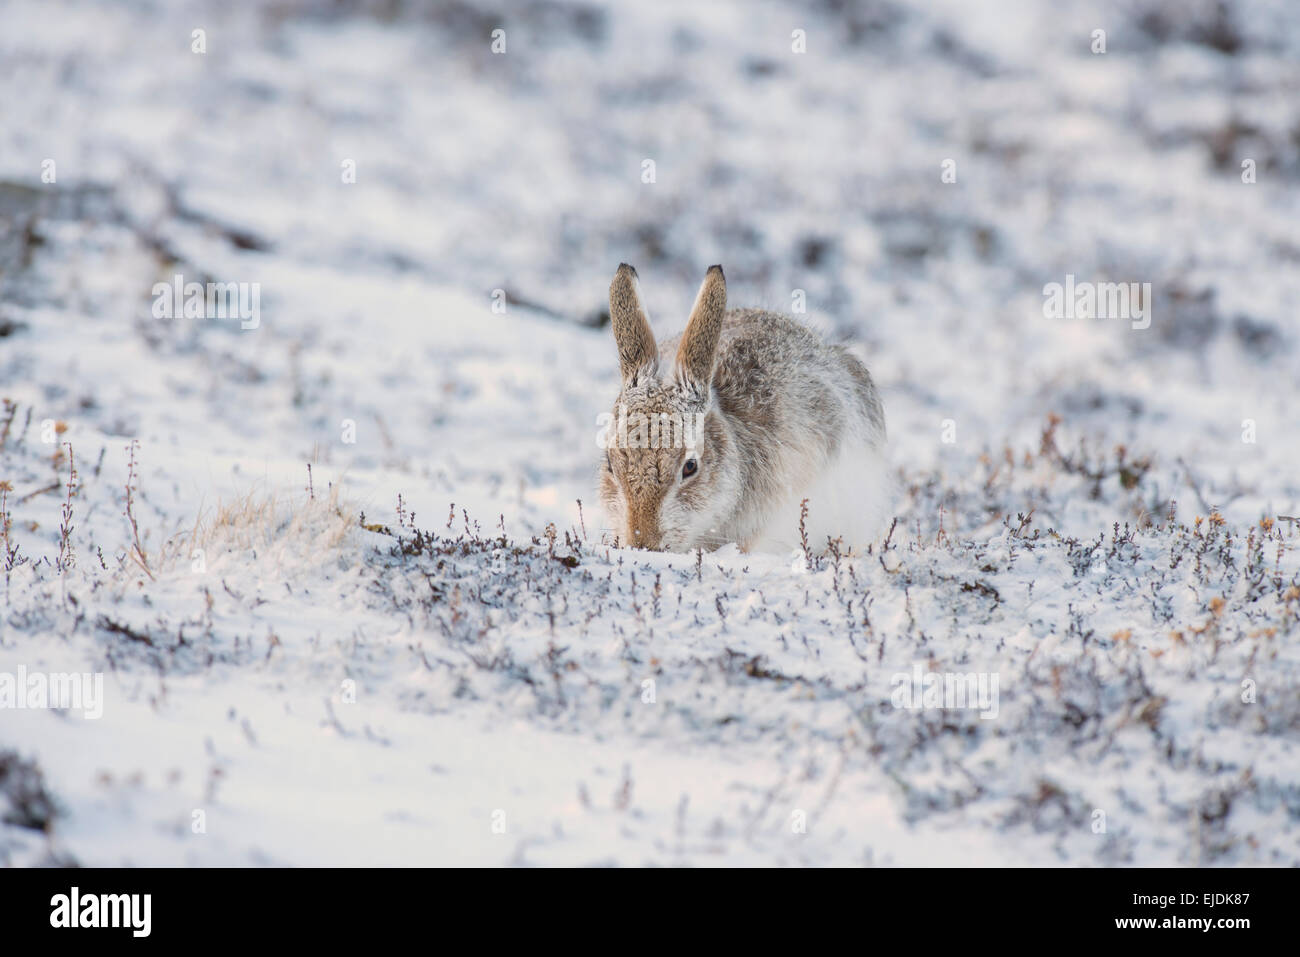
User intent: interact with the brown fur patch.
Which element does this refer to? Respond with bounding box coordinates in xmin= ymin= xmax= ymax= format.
xmin=609 ymin=263 xmax=657 ymax=379
xmin=675 ymin=265 xmax=726 ymax=385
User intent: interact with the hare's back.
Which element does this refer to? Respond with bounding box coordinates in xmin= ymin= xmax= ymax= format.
xmin=715 ymin=309 xmax=885 ymax=441
xmin=709 ymin=308 xmax=829 ymax=385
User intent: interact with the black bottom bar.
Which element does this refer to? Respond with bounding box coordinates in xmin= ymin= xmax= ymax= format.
xmin=0 ymin=866 xmax=1289 ymax=944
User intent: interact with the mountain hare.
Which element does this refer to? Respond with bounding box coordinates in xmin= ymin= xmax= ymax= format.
xmin=599 ymin=263 xmax=890 ymax=553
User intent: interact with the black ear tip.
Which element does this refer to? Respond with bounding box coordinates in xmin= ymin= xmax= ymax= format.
xmin=707 ymin=264 xmax=724 ymax=278
xmin=617 ymin=262 xmax=638 ymax=278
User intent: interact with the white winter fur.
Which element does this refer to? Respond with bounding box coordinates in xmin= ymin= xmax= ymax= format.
xmin=748 ymin=437 xmax=894 ymax=554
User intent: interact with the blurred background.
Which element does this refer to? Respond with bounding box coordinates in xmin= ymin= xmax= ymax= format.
xmin=1 ymin=0 xmax=1298 ymax=537
xmin=2 ymin=0 xmax=1300 ymax=869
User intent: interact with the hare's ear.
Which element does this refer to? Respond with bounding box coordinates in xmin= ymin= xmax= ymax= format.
xmin=676 ymin=265 xmax=726 ymax=387
xmin=609 ymin=263 xmax=658 ymax=380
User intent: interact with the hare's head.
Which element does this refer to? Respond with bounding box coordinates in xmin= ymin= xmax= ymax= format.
xmin=599 ymin=264 xmax=737 ymax=551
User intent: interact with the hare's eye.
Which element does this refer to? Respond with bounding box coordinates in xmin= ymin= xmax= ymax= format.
xmin=606 ymin=451 xmax=613 ymax=473
xmin=682 ymin=458 xmax=698 ymax=479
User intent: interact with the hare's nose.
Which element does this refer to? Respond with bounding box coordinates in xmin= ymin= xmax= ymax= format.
xmin=628 ymin=525 xmax=661 ymax=550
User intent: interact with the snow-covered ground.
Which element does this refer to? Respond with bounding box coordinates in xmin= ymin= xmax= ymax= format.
xmin=1 ymin=0 xmax=1298 ymax=865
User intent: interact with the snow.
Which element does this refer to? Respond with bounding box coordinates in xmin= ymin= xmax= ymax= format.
xmin=1 ymin=0 xmax=1298 ymax=866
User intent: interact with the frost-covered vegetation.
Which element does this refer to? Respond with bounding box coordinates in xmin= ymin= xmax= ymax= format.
xmin=1 ymin=0 xmax=1298 ymax=865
